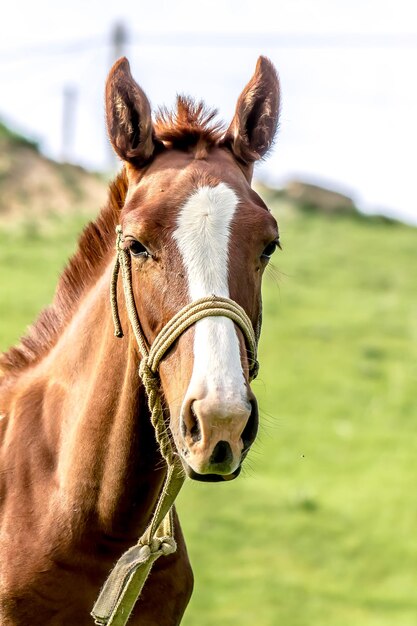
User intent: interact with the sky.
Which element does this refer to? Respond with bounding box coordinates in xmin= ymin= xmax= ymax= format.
xmin=1 ymin=0 xmax=416 ymax=224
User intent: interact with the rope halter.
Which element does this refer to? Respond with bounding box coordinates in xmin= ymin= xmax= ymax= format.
xmin=92 ymin=225 xmax=259 ymax=626
xmin=111 ymin=225 xmax=259 ymax=381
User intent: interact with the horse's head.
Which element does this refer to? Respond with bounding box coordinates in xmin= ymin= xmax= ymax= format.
xmin=105 ymin=57 xmax=280 ymax=482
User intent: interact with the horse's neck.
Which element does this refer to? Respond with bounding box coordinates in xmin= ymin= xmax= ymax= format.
xmin=2 ymin=265 xmax=165 ymax=543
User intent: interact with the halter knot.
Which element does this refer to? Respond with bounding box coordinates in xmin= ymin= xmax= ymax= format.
xmin=148 ymin=536 xmax=177 ymax=556
xmin=138 ymin=359 xmax=158 ymax=388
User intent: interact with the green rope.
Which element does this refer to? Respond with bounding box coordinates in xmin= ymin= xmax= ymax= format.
xmin=92 ymin=225 xmax=259 ymax=626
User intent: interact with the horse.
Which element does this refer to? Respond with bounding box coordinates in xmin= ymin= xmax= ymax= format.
xmin=0 ymin=56 xmax=280 ymax=625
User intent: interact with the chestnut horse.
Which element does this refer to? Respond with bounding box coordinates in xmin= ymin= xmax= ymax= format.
xmin=0 ymin=56 xmax=280 ymax=625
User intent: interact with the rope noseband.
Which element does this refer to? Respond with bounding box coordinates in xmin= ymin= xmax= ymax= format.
xmin=91 ymin=226 xmax=259 ymax=626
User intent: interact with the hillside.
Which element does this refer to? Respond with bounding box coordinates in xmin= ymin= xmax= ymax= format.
xmin=0 ymin=121 xmax=108 ymax=221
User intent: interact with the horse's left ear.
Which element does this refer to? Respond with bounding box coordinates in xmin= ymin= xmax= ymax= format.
xmin=224 ymin=56 xmax=280 ymax=164
xmin=105 ymin=57 xmax=160 ymax=166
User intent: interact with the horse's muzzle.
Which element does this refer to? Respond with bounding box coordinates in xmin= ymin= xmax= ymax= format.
xmin=178 ymin=394 xmax=259 ymax=478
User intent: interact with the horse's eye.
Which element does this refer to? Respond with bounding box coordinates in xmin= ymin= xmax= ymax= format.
xmin=261 ymin=240 xmax=280 ymax=259
xmin=127 ymin=240 xmax=149 ymax=258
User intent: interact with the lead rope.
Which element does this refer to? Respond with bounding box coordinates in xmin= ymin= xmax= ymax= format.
xmin=91 ymin=226 xmax=259 ymax=626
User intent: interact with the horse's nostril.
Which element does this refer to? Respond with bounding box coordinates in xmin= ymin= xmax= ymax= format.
xmin=210 ymin=441 xmax=233 ymax=466
xmin=241 ymin=399 xmax=259 ymax=451
xmin=190 ymin=424 xmax=201 ymax=443
xmin=189 ymin=402 xmax=201 ymax=442
xmin=181 ymin=400 xmax=202 ymax=443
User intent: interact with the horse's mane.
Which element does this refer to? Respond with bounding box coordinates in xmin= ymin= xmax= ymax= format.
xmin=0 ymin=170 xmax=128 ymax=375
xmin=0 ymin=96 xmax=223 ymax=376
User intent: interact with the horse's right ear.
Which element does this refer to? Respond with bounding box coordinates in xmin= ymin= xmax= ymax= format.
xmin=105 ymin=57 xmax=159 ymax=166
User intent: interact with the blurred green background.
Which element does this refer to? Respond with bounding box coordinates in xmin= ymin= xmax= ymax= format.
xmin=1 ymin=164 xmax=416 ymax=624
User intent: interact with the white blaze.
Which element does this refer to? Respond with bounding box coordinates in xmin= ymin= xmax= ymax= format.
xmin=173 ymin=183 xmax=247 ymax=409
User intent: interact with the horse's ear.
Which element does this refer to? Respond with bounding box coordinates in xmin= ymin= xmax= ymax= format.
xmin=105 ymin=57 xmax=159 ymax=166
xmin=224 ymin=56 xmax=280 ymax=164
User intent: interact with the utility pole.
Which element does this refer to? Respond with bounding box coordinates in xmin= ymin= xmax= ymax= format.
xmin=61 ymin=85 xmax=77 ymax=163
xmin=111 ymin=22 xmax=128 ymax=63
xmin=108 ymin=22 xmax=129 ymax=169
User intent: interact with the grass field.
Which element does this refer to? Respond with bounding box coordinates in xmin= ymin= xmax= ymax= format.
xmin=1 ymin=202 xmax=416 ymax=625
